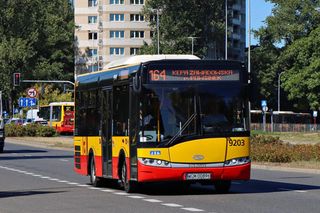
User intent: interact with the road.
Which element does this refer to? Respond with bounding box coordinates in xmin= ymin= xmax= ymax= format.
xmin=1 ymin=142 xmax=320 ymax=213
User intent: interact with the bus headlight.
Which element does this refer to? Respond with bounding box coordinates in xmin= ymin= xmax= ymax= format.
xmin=224 ymin=157 xmax=250 ymax=167
xmin=138 ymin=158 xmax=171 ymax=168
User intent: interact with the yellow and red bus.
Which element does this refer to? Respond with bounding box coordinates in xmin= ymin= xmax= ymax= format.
xmin=74 ymin=55 xmax=251 ymax=193
xmin=39 ymin=102 xmax=74 ymax=134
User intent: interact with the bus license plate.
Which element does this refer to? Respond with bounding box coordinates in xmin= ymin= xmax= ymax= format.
xmin=186 ymin=173 xmax=211 ymax=180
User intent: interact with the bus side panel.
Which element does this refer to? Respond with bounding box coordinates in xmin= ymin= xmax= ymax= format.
xmin=112 ymin=136 xmax=130 ymax=179
xmin=74 ymin=136 xmax=88 ymax=175
xmin=224 ymin=136 xmax=251 ymax=180
xmin=87 ymin=136 xmax=103 ymax=177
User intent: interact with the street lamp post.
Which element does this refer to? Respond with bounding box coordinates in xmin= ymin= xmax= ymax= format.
xmin=188 ymin=37 xmax=198 ymax=55
xmin=225 ymin=0 xmax=228 ymax=59
xmin=157 ymin=9 xmax=160 ymax=55
xmin=278 ymin=72 xmax=285 ymax=112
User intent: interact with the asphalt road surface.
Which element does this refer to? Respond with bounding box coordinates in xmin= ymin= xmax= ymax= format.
xmin=1 ymin=142 xmax=320 ymax=213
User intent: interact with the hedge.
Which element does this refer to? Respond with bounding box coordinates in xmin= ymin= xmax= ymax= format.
xmin=5 ymin=124 xmax=57 ymax=137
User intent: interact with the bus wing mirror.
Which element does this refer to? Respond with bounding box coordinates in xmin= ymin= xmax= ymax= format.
xmin=133 ymin=73 xmax=141 ymax=93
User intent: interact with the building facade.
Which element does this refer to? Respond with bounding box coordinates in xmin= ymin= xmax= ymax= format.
xmin=74 ymin=0 xmax=246 ymax=74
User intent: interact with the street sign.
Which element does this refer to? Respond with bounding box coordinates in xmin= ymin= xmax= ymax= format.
xmin=19 ymin=97 xmax=37 ymax=108
xmin=313 ymin=111 xmax=318 ymax=118
xmin=27 ymin=88 xmax=38 ymax=98
xmin=261 ymin=100 xmax=267 ymax=107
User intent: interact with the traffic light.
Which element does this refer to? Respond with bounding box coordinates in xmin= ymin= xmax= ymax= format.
xmin=13 ymin=73 xmax=21 ymax=86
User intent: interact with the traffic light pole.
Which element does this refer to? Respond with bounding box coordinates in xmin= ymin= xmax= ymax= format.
xmin=21 ymin=80 xmax=75 ymax=86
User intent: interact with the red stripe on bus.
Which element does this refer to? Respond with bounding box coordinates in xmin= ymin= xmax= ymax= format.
xmin=137 ymin=162 xmax=250 ymax=182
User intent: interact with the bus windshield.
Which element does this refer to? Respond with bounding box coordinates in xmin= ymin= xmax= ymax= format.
xmin=140 ymin=84 xmax=249 ymax=143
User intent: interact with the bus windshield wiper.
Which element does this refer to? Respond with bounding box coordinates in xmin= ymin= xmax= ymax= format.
xmin=165 ymin=113 xmax=197 ymax=146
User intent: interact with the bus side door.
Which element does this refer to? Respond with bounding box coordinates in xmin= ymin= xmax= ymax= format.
xmin=101 ymin=88 xmax=113 ymax=177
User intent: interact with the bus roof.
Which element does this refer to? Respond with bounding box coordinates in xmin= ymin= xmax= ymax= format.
xmin=48 ymin=102 xmax=74 ymax=106
xmin=103 ymin=54 xmax=200 ymax=70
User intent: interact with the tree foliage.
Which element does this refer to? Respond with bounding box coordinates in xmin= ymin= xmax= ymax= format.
xmin=0 ymin=0 xmax=74 ymax=111
xmin=252 ymin=0 xmax=320 ymax=111
xmin=141 ymin=0 xmax=225 ymax=58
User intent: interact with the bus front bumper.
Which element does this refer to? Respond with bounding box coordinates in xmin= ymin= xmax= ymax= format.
xmin=137 ymin=161 xmax=251 ymax=182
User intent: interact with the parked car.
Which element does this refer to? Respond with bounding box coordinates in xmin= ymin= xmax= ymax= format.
xmin=34 ymin=119 xmax=48 ymax=126
xmin=23 ymin=118 xmax=34 ymax=126
xmin=6 ymin=118 xmax=24 ymax=125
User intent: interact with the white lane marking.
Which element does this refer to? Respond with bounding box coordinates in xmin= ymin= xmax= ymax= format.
xmin=143 ymin=199 xmax=162 ymax=203
xmin=66 ymin=182 xmax=79 ymax=185
xmin=181 ymin=207 xmax=205 ymax=212
xmin=78 ymin=184 xmax=89 ymax=187
xmin=101 ymin=189 xmax=116 ymax=193
xmin=113 ymin=192 xmax=128 ymax=195
xmin=127 ymin=195 xmax=145 ymax=199
xmin=278 ymin=188 xmax=307 ymax=193
xmin=162 ymin=203 xmax=183 ymax=207
xmin=0 ymin=165 xmax=210 ymax=212
xmin=294 ymin=190 xmax=307 ymax=193
xmin=24 ymin=154 xmax=33 ymax=157
xmin=59 ymin=159 xmax=69 ymax=162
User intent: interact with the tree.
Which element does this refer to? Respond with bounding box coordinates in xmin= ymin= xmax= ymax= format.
xmin=141 ymin=0 xmax=225 ymax=58
xmin=0 ymin=0 xmax=74 ymax=114
xmin=252 ymin=0 xmax=320 ymax=111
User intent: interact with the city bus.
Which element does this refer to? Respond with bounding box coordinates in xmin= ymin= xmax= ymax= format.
xmin=39 ymin=102 xmax=74 ymax=134
xmin=74 ymin=55 xmax=251 ymax=193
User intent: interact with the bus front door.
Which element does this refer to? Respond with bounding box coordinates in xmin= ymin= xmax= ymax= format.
xmin=101 ymin=89 xmax=113 ymax=177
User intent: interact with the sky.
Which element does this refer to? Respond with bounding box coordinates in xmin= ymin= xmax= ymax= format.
xmin=247 ymin=0 xmax=274 ymax=46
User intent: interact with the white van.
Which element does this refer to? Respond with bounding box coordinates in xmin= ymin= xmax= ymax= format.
xmin=26 ymin=109 xmax=39 ymax=120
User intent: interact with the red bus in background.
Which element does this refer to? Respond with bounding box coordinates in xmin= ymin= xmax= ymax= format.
xmin=39 ymin=102 xmax=74 ymax=134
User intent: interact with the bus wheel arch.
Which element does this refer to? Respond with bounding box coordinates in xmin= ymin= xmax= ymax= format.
xmin=118 ymin=149 xmax=136 ymax=193
xmin=88 ymin=149 xmax=103 ymax=187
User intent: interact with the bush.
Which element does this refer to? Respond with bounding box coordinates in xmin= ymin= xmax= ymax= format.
xmin=251 ymin=134 xmax=320 ymax=163
xmin=5 ymin=124 xmax=57 ymax=137
xmin=36 ymin=125 xmax=57 ymax=137
xmin=24 ymin=124 xmax=38 ymax=136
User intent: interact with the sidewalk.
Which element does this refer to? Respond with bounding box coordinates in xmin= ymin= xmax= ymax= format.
xmin=4 ymin=137 xmax=320 ymax=174
xmin=5 ymin=136 xmax=73 ymax=151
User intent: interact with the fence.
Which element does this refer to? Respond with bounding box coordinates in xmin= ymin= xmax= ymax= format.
xmin=251 ymin=123 xmax=320 ymax=132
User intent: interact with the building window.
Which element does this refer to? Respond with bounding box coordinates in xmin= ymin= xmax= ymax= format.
xmin=88 ymin=0 xmax=97 ymax=7
xmin=89 ymin=32 xmax=98 ymax=40
xmin=88 ymin=16 xmax=97 ymax=24
xmin=130 ymin=48 xmax=140 ymax=55
xmin=110 ymin=31 xmax=124 ymax=38
xmin=110 ymin=47 xmax=124 ymax=56
xmin=130 ymin=31 xmax=144 ymax=38
xmin=110 ymin=0 xmax=124 ymax=4
xmin=130 ymin=14 xmax=144 ymax=22
xmin=110 ymin=14 xmax=125 ymax=22
xmin=130 ymin=0 xmax=144 ymax=5
xmin=88 ymin=49 xmax=98 ymax=57
xmin=150 ymin=31 xmax=155 ymax=38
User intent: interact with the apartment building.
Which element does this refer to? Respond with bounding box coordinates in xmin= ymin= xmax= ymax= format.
xmin=74 ymin=0 xmax=152 ymax=73
xmin=227 ymin=0 xmax=246 ymax=61
xmin=74 ymin=0 xmax=246 ymax=74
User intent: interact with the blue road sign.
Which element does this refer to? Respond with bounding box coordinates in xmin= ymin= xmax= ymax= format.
xmin=19 ymin=97 xmax=37 ymax=108
xmin=261 ymin=100 xmax=267 ymax=107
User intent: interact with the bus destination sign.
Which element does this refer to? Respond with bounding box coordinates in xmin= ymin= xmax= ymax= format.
xmin=148 ymin=69 xmax=240 ymax=82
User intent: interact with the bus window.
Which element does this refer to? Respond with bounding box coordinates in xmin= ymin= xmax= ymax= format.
xmin=113 ymin=85 xmax=129 ymax=136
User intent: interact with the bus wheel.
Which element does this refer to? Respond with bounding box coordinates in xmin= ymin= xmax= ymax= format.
xmin=90 ymin=157 xmax=103 ymax=187
xmin=120 ymin=160 xmax=136 ymax=193
xmin=214 ymin=180 xmax=231 ymax=193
